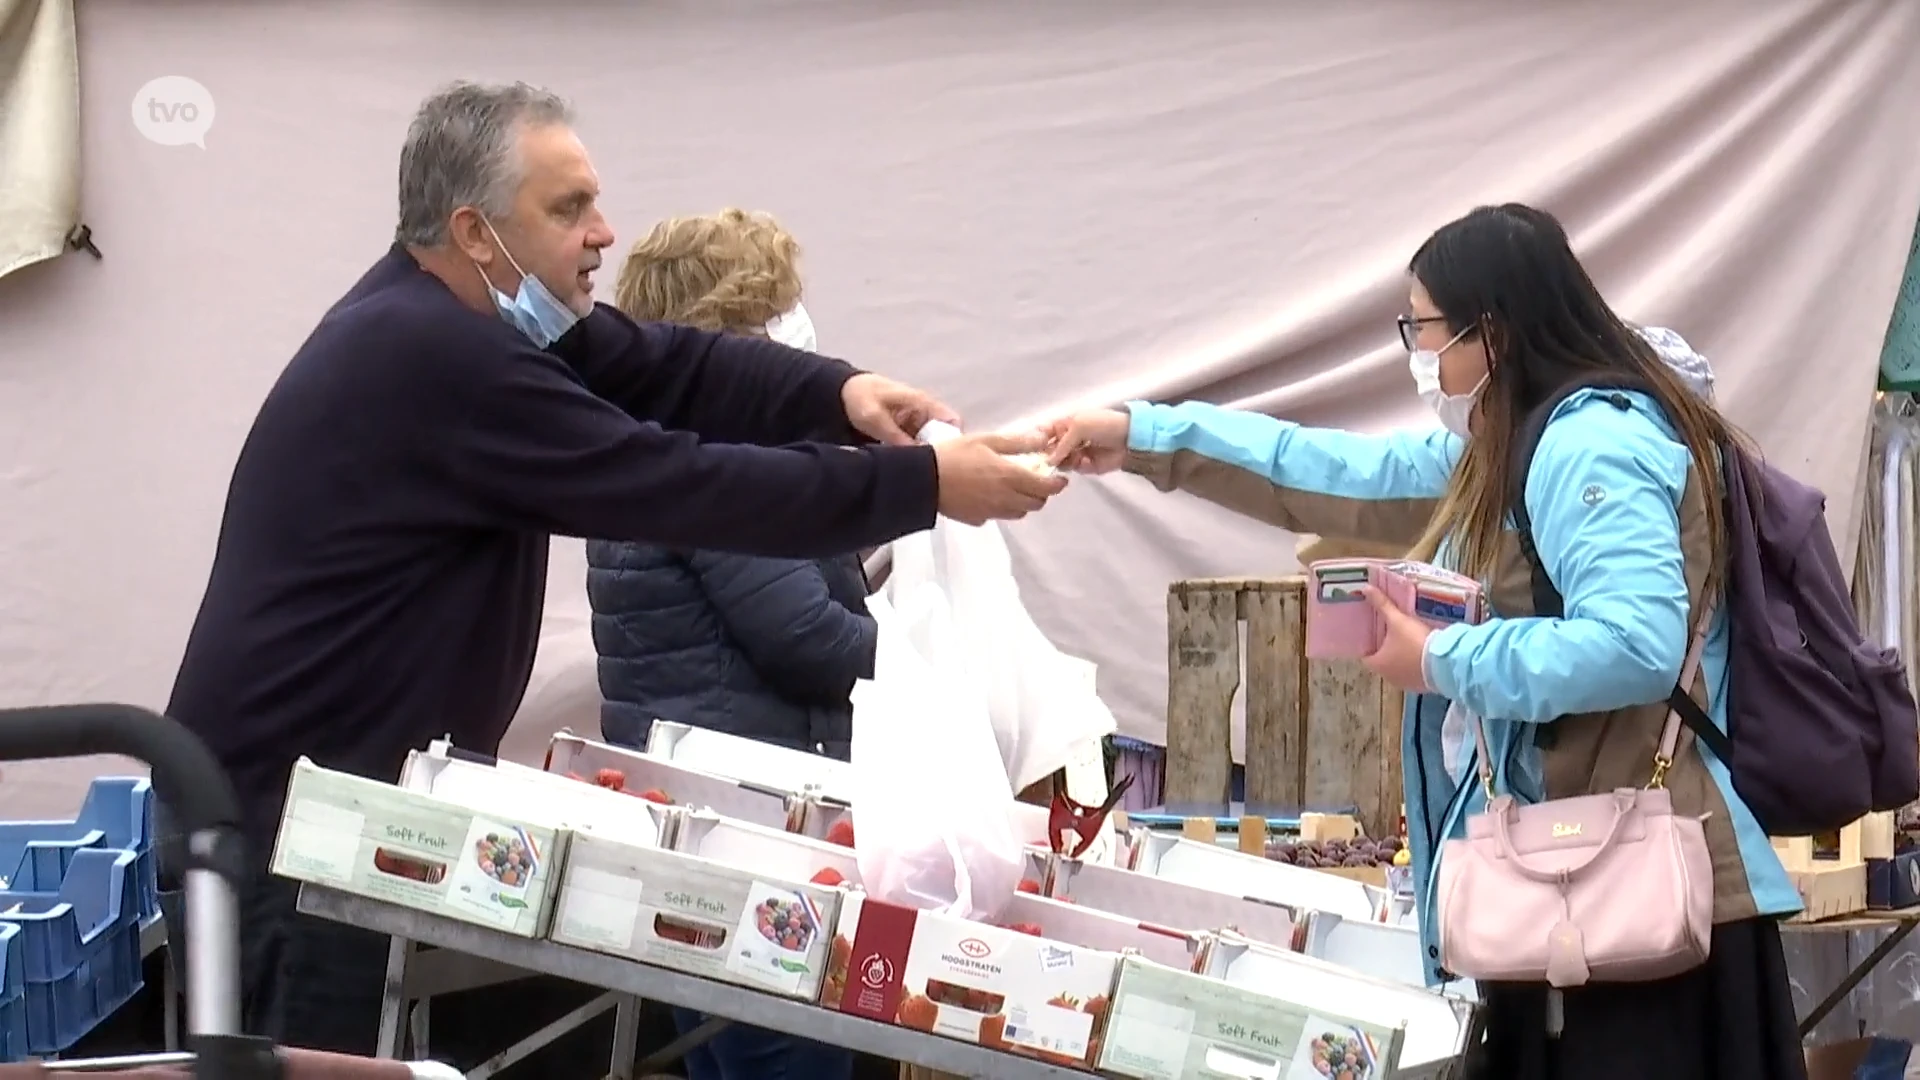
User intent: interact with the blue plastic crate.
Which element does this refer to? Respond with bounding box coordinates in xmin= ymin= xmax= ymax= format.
xmin=0 ymin=778 xmax=157 ymax=927
xmin=0 ymin=923 xmax=25 ymax=1063
xmin=0 ymin=847 xmax=144 ymax=1054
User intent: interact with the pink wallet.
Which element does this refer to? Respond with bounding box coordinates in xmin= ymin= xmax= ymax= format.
xmin=1304 ymin=558 xmax=1486 ymax=660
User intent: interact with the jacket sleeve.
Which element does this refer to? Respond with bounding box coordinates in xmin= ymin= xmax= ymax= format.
xmin=1421 ymin=393 xmax=1692 ymax=722
xmin=557 ymin=307 xmax=865 ymax=445
xmin=1121 ymin=399 xmax=1459 ymax=547
xmin=686 ymin=551 xmax=879 ymax=704
xmin=428 ymin=327 xmax=938 ymax=558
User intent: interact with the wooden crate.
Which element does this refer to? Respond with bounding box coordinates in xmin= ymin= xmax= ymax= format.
xmin=1773 ymin=812 xmax=1894 ymax=923
xmin=1165 ymin=577 xmax=1404 ymax=838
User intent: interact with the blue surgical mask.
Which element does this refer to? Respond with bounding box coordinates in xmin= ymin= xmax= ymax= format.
xmin=477 ymin=220 xmax=582 ymax=347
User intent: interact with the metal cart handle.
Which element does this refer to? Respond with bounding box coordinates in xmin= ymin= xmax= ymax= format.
xmin=0 ymin=704 xmax=255 ymax=1069
xmin=0 ymin=704 xmax=240 ymax=835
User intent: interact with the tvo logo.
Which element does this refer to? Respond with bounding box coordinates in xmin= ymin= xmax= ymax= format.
xmin=132 ymin=76 xmax=216 ymax=149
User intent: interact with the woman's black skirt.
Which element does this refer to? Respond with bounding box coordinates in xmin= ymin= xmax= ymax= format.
xmin=1469 ymin=916 xmax=1807 ymax=1080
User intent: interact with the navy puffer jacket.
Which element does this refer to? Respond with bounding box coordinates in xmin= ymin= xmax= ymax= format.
xmin=585 ymin=540 xmax=877 ymax=757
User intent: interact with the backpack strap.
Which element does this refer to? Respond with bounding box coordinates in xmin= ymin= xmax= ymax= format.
xmin=1508 ymin=377 xmax=1653 ymax=613
xmin=1506 ymin=377 xmax=1732 ymax=762
xmin=1665 ymin=666 xmax=1731 ymax=760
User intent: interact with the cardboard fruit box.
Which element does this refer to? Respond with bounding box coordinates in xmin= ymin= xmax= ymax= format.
xmin=673 ymin=809 xmax=860 ymax=888
xmin=545 ymin=732 xmax=813 ymax=834
xmin=1097 ymin=954 xmax=1410 ymax=1080
xmin=997 ymin=892 xmax=1201 ymax=972
xmin=1198 ymin=932 xmax=1478 ymax=1078
xmin=1318 ymin=865 xmax=1392 ymax=888
xmin=1287 ymin=812 xmax=1402 ymax=890
xmin=1126 ymin=832 xmax=1384 ymax=923
xmin=402 ymin=739 xmax=675 ymax=849
xmin=639 ymin=722 xmax=862 ymax=845
xmin=1296 ymin=911 xmax=1472 ymax=997
xmin=271 ymin=758 xmax=565 ymax=938
xmin=1029 ymin=851 xmax=1301 ymax=953
xmin=823 ymin=891 xmax=1122 ymax=1070
xmin=549 ymin=828 xmax=842 ymax=1002
xmin=645 ymin=720 xmax=854 ymax=804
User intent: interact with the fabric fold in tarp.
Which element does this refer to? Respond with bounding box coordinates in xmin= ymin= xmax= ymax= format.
xmin=0 ymin=0 xmax=79 ymax=280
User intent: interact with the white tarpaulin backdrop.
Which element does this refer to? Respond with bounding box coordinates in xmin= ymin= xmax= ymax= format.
xmin=0 ymin=0 xmax=79 ymax=278
xmin=3 ymin=0 xmax=1920 ymax=814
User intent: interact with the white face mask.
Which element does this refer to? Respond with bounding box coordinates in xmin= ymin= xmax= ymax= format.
xmin=765 ymin=302 xmax=817 ymax=352
xmin=1407 ymin=324 xmax=1485 ymax=438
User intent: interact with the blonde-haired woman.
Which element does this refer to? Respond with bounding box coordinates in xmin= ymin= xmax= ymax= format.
xmin=612 ymin=207 xmax=817 ymax=350
xmin=591 ymin=209 xmax=864 ymax=1080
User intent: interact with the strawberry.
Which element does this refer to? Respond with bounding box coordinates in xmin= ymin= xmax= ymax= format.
xmin=635 ymin=788 xmax=672 ymax=804
xmin=810 ymin=868 xmax=846 ymax=887
xmin=1004 ymin=922 xmax=1043 ymax=936
xmin=1016 ymin=878 xmax=1042 ymax=894
xmin=825 ymin=820 xmax=856 ymax=848
xmin=594 ymin=768 xmax=626 ymax=791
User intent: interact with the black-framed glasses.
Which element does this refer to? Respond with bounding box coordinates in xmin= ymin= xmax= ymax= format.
xmin=1396 ymin=314 xmax=1448 ymax=352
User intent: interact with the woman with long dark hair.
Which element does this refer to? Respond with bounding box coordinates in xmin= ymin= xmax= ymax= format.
xmin=1043 ymin=203 xmax=1806 ymax=1079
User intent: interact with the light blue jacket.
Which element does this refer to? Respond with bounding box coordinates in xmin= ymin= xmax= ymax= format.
xmin=1121 ymin=386 xmax=1800 ymax=988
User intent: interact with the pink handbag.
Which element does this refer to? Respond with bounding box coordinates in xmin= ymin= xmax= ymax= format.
xmin=1434 ymin=610 xmax=1716 ymax=988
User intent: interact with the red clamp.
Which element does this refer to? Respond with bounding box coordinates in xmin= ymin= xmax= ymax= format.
xmin=1048 ymin=772 xmax=1135 ymax=858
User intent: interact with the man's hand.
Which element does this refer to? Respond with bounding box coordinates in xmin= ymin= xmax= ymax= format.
xmin=1042 ymin=408 xmax=1131 ymax=474
xmin=842 ymin=373 xmax=960 ymax=446
xmin=934 ymin=432 xmax=1070 ymax=525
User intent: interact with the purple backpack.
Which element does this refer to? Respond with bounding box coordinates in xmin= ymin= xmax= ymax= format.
xmin=1511 ymin=381 xmax=1919 ymax=836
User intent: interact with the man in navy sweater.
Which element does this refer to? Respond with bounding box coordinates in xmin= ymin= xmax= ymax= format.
xmin=163 ymin=80 xmax=1062 ymax=1054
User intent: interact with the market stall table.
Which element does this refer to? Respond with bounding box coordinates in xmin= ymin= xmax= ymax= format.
xmin=296 ymin=885 xmax=1092 ymax=1080
xmin=1784 ymin=907 xmax=1920 ymax=1037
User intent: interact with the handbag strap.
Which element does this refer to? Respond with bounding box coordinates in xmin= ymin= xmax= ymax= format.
xmin=1648 ymin=603 xmax=1716 ymax=788
xmin=1470 ymin=601 xmax=1717 ymax=798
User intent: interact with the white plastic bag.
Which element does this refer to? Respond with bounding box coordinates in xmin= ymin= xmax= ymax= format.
xmin=894 ymin=422 xmax=1119 ymax=795
xmin=850 ymin=590 xmax=1025 ymax=918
